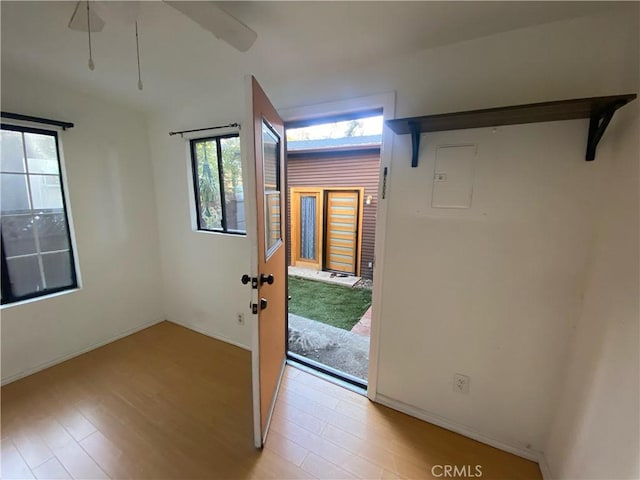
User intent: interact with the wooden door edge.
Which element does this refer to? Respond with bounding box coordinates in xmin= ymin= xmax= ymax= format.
xmin=261 ymin=357 xmax=287 ymax=446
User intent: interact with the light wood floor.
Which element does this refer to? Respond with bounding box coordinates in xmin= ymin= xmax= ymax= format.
xmin=1 ymin=321 xmax=541 ymax=479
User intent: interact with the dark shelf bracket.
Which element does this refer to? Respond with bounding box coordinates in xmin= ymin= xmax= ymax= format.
xmin=585 ymin=101 xmax=626 ymax=161
xmin=386 ymin=94 xmax=636 ymax=167
xmin=409 ymin=121 xmax=421 ymax=167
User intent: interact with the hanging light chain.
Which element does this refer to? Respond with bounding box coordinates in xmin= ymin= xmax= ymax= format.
xmin=135 ymin=21 xmax=143 ymax=91
xmin=87 ymin=1 xmax=95 ymax=70
xmin=83 ymin=1 xmax=144 ymax=91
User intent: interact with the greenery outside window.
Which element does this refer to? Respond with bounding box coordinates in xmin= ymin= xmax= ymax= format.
xmin=190 ymin=134 xmax=245 ymax=234
xmin=1 ymin=124 xmax=78 ymax=305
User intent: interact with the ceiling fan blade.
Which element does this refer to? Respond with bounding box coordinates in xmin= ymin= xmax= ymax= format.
xmin=164 ymin=1 xmax=257 ymax=52
xmin=68 ymin=1 xmax=105 ymax=32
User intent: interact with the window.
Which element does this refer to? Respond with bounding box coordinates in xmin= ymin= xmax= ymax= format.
xmin=0 ymin=124 xmax=77 ymax=305
xmin=190 ymin=134 xmax=246 ymax=234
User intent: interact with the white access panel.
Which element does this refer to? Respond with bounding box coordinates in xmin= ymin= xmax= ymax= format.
xmin=431 ymin=144 xmax=476 ymax=208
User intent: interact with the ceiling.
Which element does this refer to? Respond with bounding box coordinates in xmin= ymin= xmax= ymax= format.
xmin=1 ymin=1 xmax=627 ymax=115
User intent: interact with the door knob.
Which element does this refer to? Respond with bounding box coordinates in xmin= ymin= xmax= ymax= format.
xmin=241 ymin=274 xmax=258 ymax=288
xmin=260 ymin=298 xmax=268 ymax=310
xmin=260 ymin=273 xmax=274 ymax=285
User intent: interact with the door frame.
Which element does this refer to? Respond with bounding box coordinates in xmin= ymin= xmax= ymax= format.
xmin=290 ymin=186 xmax=365 ymax=276
xmin=280 ymin=92 xmax=396 ymax=400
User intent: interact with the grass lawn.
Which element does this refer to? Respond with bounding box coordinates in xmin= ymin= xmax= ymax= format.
xmin=288 ymin=276 xmax=372 ymax=330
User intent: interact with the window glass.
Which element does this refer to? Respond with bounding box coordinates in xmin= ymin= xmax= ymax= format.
xmin=193 ymin=139 xmax=223 ymax=231
xmin=191 ymin=134 xmax=245 ymax=235
xmin=220 ymin=136 xmax=245 ymax=233
xmin=1 ymin=215 xmax=37 ymax=257
xmin=35 ymin=213 xmax=70 ymax=252
xmin=300 ymin=196 xmax=316 ymax=260
xmin=0 ymin=130 xmax=25 ymax=173
xmin=1 ymin=174 xmax=30 ymax=212
xmin=42 ymin=251 xmax=73 ymax=289
xmin=25 ymin=132 xmax=59 ymax=174
xmin=29 ymin=175 xmax=63 ymax=210
xmin=6 ymin=256 xmax=43 ymax=297
xmin=0 ymin=125 xmax=77 ymax=305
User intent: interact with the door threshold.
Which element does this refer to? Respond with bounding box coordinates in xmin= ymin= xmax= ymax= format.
xmin=286 ymin=353 xmax=367 ymax=396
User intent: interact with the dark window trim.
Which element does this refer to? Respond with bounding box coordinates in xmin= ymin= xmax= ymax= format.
xmin=190 ymin=133 xmax=246 ymax=236
xmin=284 ymin=108 xmax=383 ymax=130
xmin=1 ymin=124 xmax=79 ymax=305
xmin=287 ymin=146 xmax=381 ymax=159
xmin=1 ymin=112 xmax=74 ymax=131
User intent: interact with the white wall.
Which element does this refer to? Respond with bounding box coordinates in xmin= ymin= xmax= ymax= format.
xmin=377 ymin=119 xmax=608 ymax=455
xmin=270 ymin=8 xmax=636 ymax=456
xmin=543 ymin=101 xmax=639 ymax=478
xmin=0 ymin=68 xmax=164 ymax=384
xmin=145 ymin=6 xmax=638 ymax=459
xmin=147 ymin=113 xmax=253 ymax=349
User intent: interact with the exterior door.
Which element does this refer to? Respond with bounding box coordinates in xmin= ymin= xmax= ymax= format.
xmin=325 ymin=190 xmax=360 ymax=275
xmin=245 ymin=76 xmax=286 ymax=448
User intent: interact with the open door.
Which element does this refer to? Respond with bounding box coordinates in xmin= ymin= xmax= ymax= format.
xmin=243 ymin=76 xmax=287 ymax=448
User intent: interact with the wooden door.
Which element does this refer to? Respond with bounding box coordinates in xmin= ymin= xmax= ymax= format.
xmin=325 ymin=190 xmax=360 ymax=274
xmin=291 ymin=188 xmax=323 ymax=270
xmin=246 ymin=76 xmax=286 ymax=448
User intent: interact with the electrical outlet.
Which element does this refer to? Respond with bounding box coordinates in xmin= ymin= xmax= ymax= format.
xmin=237 ymin=313 xmax=244 ymax=325
xmin=453 ymin=373 xmax=470 ymax=394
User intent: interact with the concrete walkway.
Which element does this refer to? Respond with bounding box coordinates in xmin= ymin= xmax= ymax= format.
xmin=288 ymin=266 xmax=360 ymax=287
xmin=351 ymin=306 xmax=372 ymax=337
xmin=288 ymin=314 xmax=369 ymax=381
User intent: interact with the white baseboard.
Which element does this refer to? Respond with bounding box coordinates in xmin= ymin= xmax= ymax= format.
xmin=538 ymin=453 xmax=553 ymax=480
xmin=167 ymin=319 xmax=251 ymax=352
xmin=375 ymin=394 xmax=541 ymax=463
xmin=1 ymin=318 xmax=164 ymax=386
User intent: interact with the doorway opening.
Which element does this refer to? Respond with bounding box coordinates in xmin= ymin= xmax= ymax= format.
xmin=285 ymin=111 xmax=383 ymax=388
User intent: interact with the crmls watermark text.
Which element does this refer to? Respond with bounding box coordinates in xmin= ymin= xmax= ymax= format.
xmin=431 ymin=465 xmax=483 ymax=478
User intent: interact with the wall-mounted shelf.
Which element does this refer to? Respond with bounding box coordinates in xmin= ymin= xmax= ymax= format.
xmin=386 ymin=94 xmax=637 ymax=167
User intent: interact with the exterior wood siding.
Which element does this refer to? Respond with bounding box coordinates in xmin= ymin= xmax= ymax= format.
xmin=287 ymin=149 xmax=380 ymax=280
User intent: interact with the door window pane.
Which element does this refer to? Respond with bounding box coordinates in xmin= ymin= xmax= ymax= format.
xmin=42 ymin=251 xmax=73 ymax=289
xmin=25 ymin=132 xmax=59 ymax=174
xmin=7 ymin=256 xmax=43 ymax=297
xmin=300 ymin=196 xmax=316 ymax=260
xmin=263 ymin=125 xmax=279 ymax=191
xmin=1 ymin=173 xmax=30 ymax=213
xmin=265 ymin=192 xmax=281 ymax=256
xmin=262 ymin=121 xmax=281 ymax=258
xmin=1 ymin=215 xmax=37 ymax=257
xmin=29 ymin=175 xmax=63 ymax=210
xmin=0 ymin=130 xmax=25 ymax=173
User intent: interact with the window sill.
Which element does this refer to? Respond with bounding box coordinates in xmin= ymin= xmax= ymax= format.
xmin=0 ymin=287 xmax=81 ymax=310
xmin=194 ymin=229 xmax=247 ymax=238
